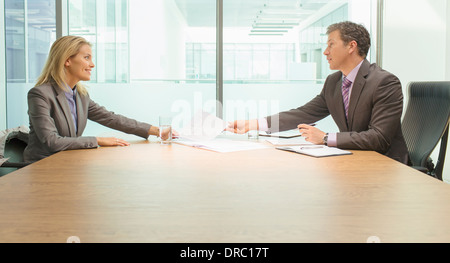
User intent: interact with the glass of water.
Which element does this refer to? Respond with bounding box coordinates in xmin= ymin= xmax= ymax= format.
xmin=159 ymin=116 xmax=172 ymax=145
xmin=246 ymin=110 xmax=259 ymax=141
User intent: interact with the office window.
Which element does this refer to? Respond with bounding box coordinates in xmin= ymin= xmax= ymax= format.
xmin=68 ymin=0 xmax=128 ymax=83
xmin=221 ymin=0 xmax=375 ymax=132
xmin=2 ymin=0 xmax=374 ymax=137
xmin=187 ymin=43 xmax=295 ymax=80
xmin=299 ymin=5 xmax=349 ymax=80
xmin=5 ymin=0 xmax=56 ymax=83
xmin=72 ymin=0 xmax=375 ymax=136
xmin=5 ymin=0 xmax=56 ymax=128
xmin=68 ymin=0 xmax=127 ymax=83
xmin=5 ymin=0 xmax=25 ymax=83
xmin=79 ymin=0 xmax=217 ymax=136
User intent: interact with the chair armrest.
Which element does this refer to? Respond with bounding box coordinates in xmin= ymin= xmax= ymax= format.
xmin=411 ymin=166 xmax=429 ymax=174
xmin=0 ymin=162 xmax=29 ymax=168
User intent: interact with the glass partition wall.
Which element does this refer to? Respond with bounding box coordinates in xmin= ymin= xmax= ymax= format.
xmin=4 ymin=0 xmax=375 ymax=137
xmin=71 ymin=0 xmax=217 ymax=135
xmin=221 ymin=0 xmax=375 ymax=133
xmin=5 ymin=0 xmax=56 ymax=128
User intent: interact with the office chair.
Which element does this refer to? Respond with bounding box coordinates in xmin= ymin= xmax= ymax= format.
xmin=0 ymin=128 xmax=30 ymax=177
xmin=401 ymin=81 xmax=450 ymax=181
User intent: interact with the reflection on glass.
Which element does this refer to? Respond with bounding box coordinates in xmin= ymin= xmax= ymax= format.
xmin=69 ymin=0 xmax=128 ymax=83
xmin=5 ymin=0 xmax=56 ymax=83
xmin=5 ymin=0 xmax=25 ymax=83
xmin=221 ymin=0 xmax=374 ymax=132
xmin=80 ymin=0 xmax=218 ymax=136
xmin=5 ymin=0 xmax=56 ymax=128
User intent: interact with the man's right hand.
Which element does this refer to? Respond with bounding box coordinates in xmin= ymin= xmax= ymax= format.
xmin=226 ymin=119 xmax=259 ymax=134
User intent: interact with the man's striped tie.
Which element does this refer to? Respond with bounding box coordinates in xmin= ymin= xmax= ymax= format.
xmin=342 ymin=77 xmax=352 ymax=120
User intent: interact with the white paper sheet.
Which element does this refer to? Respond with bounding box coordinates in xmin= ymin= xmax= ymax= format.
xmin=176 ymin=138 xmax=269 ymax=153
xmin=265 ymin=136 xmax=314 ymax=146
xmin=175 ymin=111 xmax=268 ymax=152
xmin=178 ymin=110 xmax=228 ymax=141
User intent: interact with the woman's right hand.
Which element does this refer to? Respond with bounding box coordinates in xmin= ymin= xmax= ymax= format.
xmin=96 ymin=137 xmax=130 ymax=147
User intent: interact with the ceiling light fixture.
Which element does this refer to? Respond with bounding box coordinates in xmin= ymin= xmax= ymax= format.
xmin=249 ymin=33 xmax=284 ymax=36
xmin=254 ymin=22 xmax=299 ymax=26
xmin=251 ymin=29 xmax=289 ymax=33
xmin=252 ymin=25 xmax=294 ymax=29
xmin=261 ymin=8 xmax=313 ymax=15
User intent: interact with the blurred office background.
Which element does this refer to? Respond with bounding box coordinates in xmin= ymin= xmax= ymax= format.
xmin=1 ymin=0 xmax=450 ymax=180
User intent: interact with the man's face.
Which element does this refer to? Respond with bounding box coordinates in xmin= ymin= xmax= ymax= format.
xmin=323 ymin=30 xmax=351 ymax=71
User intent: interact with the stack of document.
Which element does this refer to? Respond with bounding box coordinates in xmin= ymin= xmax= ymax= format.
xmin=175 ymin=110 xmax=269 ymax=153
xmin=177 ymin=138 xmax=268 ymax=153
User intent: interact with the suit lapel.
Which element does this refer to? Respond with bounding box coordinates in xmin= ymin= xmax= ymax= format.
xmin=54 ymin=84 xmax=77 ymax=137
xmin=347 ymin=60 xmax=370 ymax=129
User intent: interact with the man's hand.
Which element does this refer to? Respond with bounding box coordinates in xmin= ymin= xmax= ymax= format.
xmin=226 ymin=119 xmax=259 ymax=134
xmin=298 ymin=124 xmax=326 ymax=145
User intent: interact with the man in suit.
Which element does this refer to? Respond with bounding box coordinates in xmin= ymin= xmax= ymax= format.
xmin=228 ymin=21 xmax=409 ymax=164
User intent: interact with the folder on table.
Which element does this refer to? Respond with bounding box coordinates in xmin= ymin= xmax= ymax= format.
xmin=276 ymin=145 xmax=352 ymax=158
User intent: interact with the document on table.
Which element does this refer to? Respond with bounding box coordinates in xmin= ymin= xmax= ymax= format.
xmin=177 ymin=110 xmax=228 ymax=141
xmin=276 ymin=145 xmax=352 ymax=158
xmin=175 ymin=110 xmax=269 ymax=152
xmin=265 ymin=136 xmax=313 ymax=146
xmin=176 ymin=138 xmax=269 ymax=153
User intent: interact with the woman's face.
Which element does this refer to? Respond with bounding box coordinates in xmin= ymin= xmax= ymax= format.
xmin=65 ymin=44 xmax=95 ymax=85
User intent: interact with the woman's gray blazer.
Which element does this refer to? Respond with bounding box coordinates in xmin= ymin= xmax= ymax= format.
xmin=24 ymin=82 xmax=151 ymax=163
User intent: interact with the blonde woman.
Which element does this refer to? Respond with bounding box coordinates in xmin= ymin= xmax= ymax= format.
xmin=24 ymin=35 xmax=163 ymax=163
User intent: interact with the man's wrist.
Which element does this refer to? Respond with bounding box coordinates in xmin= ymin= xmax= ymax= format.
xmin=323 ymin=133 xmax=329 ymax=146
xmin=248 ymin=119 xmax=259 ymax=131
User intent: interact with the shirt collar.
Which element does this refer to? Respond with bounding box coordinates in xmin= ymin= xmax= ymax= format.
xmin=344 ymin=60 xmax=364 ymax=83
xmin=64 ymin=85 xmax=77 ymax=100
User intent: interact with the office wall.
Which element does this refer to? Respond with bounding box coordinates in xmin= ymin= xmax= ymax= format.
xmin=447 ymin=1 xmax=450 ymax=80
xmin=382 ymin=0 xmax=450 ymax=181
xmin=382 ymin=0 xmax=447 ymax=84
xmin=129 ymin=0 xmax=187 ymax=80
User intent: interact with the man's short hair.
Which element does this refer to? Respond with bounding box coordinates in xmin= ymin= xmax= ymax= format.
xmin=327 ymin=21 xmax=371 ymax=58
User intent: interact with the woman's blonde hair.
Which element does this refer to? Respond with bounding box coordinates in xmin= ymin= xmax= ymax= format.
xmin=36 ymin=35 xmax=91 ymax=95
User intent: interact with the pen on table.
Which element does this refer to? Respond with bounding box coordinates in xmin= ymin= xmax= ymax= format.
xmin=299 ymin=123 xmax=316 ymax=127
xmin=300 ymin=145 xmax=325 ymax=150
xmin=298 ymin=123 xmax=316 ymax=130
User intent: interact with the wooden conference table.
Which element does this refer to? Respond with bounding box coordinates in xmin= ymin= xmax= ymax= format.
xmin=1 ymin=136 xmax=450 ymax=243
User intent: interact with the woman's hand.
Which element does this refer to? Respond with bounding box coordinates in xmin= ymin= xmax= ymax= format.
xmin=148 ymin=125 xmax=179 ymax=140
xmin=96 ymin=137 xmax=130 ymax=147
xmin=159 ymin=126 xmax=174 ymax=140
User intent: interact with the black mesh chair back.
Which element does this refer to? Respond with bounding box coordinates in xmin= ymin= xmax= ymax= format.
xmin=401 ymin=81 xmax=450 ymax=180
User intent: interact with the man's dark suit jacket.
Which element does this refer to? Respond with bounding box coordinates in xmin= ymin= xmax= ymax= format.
xmin=24 ymin=82 xmax=151 ymax=163
xmin=266 ymin=59 xmax=409 ymax=164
